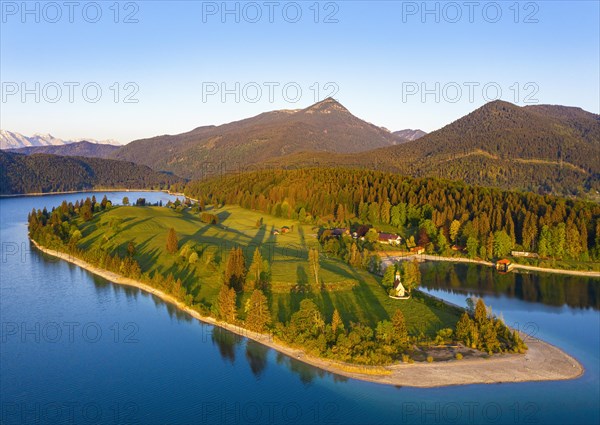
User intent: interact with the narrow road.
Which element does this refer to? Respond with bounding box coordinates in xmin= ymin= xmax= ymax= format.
xmin=379 ymin=252 xmax=600 ymax=278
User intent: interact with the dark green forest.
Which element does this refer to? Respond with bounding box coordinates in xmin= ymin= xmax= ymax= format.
xmin=186 ymin=168 xmax=600 ymax=262
xmin=0 ymin=151 xmax=183 ymax=194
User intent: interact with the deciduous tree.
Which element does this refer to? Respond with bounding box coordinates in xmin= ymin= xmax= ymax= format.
xmin=449 ymin=220 xmax=461 ymax=244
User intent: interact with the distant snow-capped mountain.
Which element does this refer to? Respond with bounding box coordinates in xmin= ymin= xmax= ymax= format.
xmin=392 ymin=129 xmax=427 ymax=143
xmin=0 ymin=130 xmax=120 ymax=149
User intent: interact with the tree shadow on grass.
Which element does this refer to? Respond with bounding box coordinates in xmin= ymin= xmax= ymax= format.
xmin=119 ymin=217 xmax=152 ymax=233
xmin=216 ymin=210 xmax=231 ymax=223
xmin=351 ymin=278 xmax=391 ymax=327
xmin=317 ymin=290 xmax=335 ymax=323
xmin=296 ymin=265 xmax=308 ymax=294
xmin=298 ymin=226 xmax=306 ymax=247
xmin=179 ymin=224 xmax=212 ymax=247
xmin=319 ymin=258 xmax=355 ymax=281
xmin=134 ymin=237 xmax=162 ymax=270
xmin=248 ymin=223 xmax=267 ymax=254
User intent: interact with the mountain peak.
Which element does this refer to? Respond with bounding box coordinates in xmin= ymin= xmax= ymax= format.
xmin=302 ymin=97 xmax=349 ymax=114
xmin=392 ymin=129 xmax=427 ymax=143
xmin=479 ymin=99 xmax=521 ymax=111
xmin=0 ymin=130 xmax=120 ymax=150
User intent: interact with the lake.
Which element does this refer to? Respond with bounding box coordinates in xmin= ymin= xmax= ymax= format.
xmin=1 ymin=192 xmax=598 ymax=424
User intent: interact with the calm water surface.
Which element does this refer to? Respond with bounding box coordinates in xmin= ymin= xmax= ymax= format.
xmin=1 ymin=192 xmax=599 ymax=424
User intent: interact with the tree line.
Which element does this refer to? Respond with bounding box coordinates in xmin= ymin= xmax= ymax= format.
xmin=185 ymin=168 xmax=600 ymax=261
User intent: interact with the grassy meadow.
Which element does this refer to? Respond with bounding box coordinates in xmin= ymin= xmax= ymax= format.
xmin=76 ymin=204 xmax=461 ymax=336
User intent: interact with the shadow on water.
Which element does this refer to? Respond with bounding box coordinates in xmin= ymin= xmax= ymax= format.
xmin=245 ymin=340 xmax=269 ymax=378
xmin=274 ymin=351 xmax=348 ymax=386
xmin=275 ymin=352 xmax=321 ymax=385
xmin=211 ymin=326 xmax=243 ymax=364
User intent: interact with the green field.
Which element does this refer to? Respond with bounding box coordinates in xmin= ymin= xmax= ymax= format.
xmin=77 ymin=204 xmax=461 ymax=335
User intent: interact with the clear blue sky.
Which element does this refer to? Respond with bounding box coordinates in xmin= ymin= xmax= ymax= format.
xmin=1 ymin=1 xmax=598 ymax=143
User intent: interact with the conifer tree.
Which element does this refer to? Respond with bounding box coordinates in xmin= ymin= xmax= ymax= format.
xmin=218 ymin=285 xmax=237 ymax=323
xmin=474 ymin=298 xmax=488 ymax=326
xmin=455 ymin=312 xmax=472 ymax=344
xmin=166 ymin=228 xmax=179 ymax=254
xmin=225 ymin=247 xmax=246 ymax=291
xmin=331 ymin=309 xmax=344 ymax=335
xmin=245 ymin=248 xmax=266 ymax=291
xmin=391 ymin=309 xmax=409 ymax=349
xmin=244 ymin=289 xmax=270 ymax=332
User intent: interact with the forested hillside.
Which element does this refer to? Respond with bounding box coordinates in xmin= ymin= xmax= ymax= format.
xmin=186 ymin=168 xmax=600 ymax=261
xmin=111 ymin=98 xmax=399 ymax=178
xmin=394 ymin=101 xmax=599 ymax=172
xmin=0 ymin=152 xmax=183 ymax=194
xmin=7 ymin=141 xmax=120 ymax=159
xmin=264 ymin=101 xmax=600 ymax=197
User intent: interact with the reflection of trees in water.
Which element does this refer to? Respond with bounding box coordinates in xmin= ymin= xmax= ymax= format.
xmin=421 ymin=263 xmax=599 ymax=310
xmin=165 ymin=303 xmax=194 ymax=322
xmin=211 ymin=327 xmax=242 ymax=363
xmin=245 ymin=340 xmax=269 ymax=377
xmin=146 ymin=296 xmax=193 ymax=322
xmin=275 ymin=353 xmax=326 ymax=385
xmin=273 ymin=353 xmax=347 ymax=385
xmin=92 ymin=277 xmax=196 ymax=322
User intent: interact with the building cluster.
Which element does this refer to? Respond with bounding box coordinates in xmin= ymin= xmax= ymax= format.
xmin=328 ymin=227 xmax=406 ymax=247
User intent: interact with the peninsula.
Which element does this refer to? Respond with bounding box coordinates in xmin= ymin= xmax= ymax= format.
xmin=28 ymin=194 xmax=585 ymax=387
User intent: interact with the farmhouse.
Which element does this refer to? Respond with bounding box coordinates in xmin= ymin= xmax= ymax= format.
xmin=281 ymin=226 xmax=291 ymax=234
xmin=378 ymin=233 xmax=402 ymax=245
xmin=410 ymin=246 xmax=425 ymax=255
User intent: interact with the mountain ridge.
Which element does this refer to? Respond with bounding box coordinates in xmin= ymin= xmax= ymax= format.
xmin=0 ymin=151 xmax=182 ymax=195
xmin=7 ymin=141 xmax=121 ymax=159
xmin=261 ymin=100 xmax=600 ymax=196
xmin=392 ymin=129 xmax=427 ymax=143
xmin=8 ymin=99 xmax=598 ymax=197
xmin=111 ymin=97 xmax=401 ymax=178
xmin=0 ymin=130 xmax=121 ymax=150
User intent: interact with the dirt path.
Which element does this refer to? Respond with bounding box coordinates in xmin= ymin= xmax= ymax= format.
xmin=380 ymin=252 xmax=600 ymax=278
xmin=511 ymin=263 xmax=600 ymax=277
xmin=31 ymin=240 xmax=584 ymax=388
